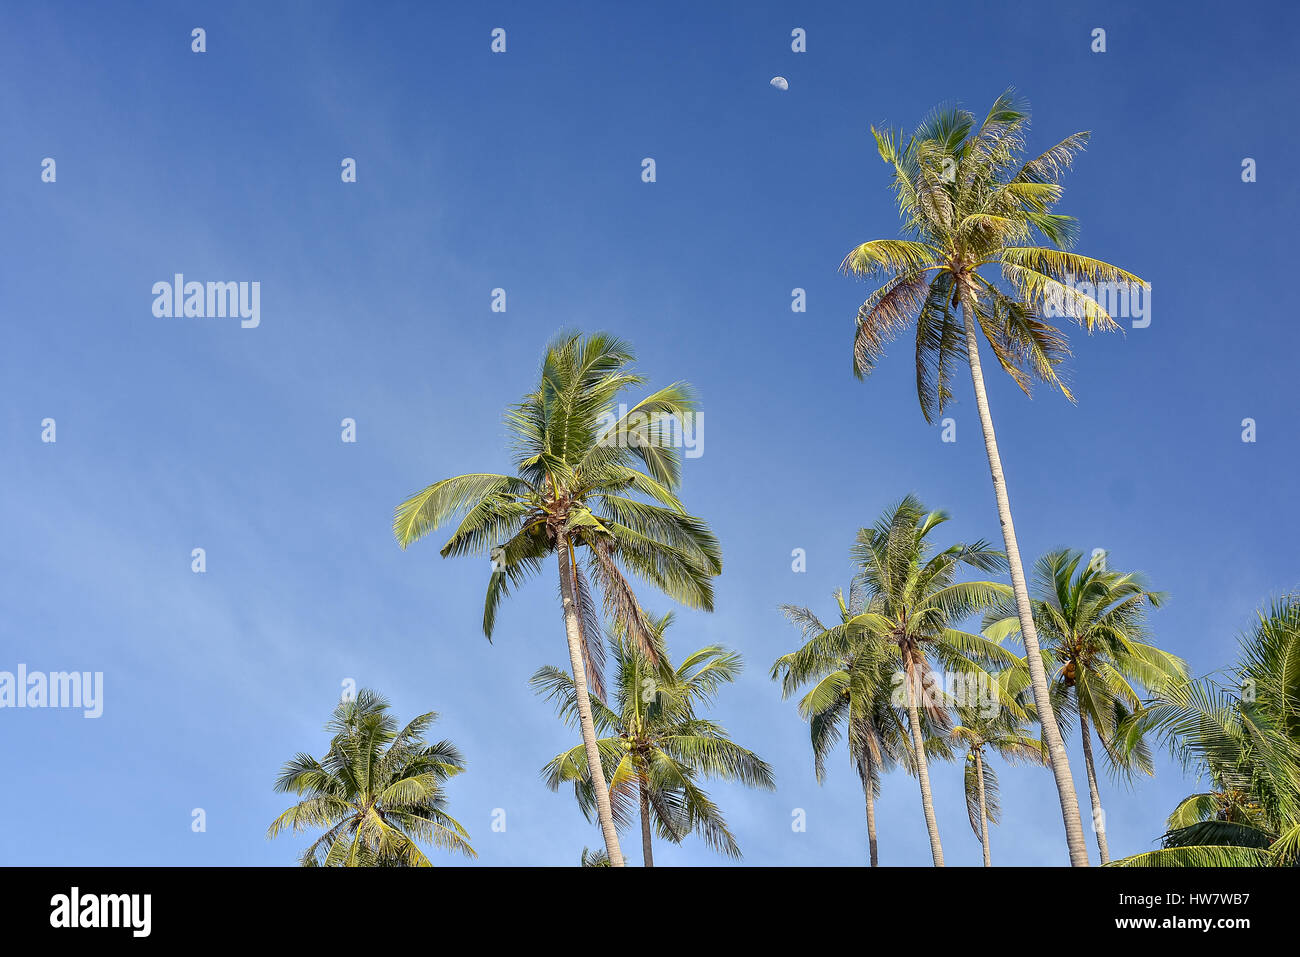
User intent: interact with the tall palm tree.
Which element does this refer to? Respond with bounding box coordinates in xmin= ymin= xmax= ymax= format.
xmin=1112 ymin=596 xmax=1300 ymax=867
xmin=788 ymin=496 xmax=1016 ymax=866
xmin=393 ymin=333 xmax=722 ymax=866
xmin=951 ymin=682 xmax=1047 ymax=867
xmin=267 ymin=690 xmax=475 ymax=866
xmin=989 ymin=550 xmax=1185 ymax=863
xmin=533 ymin=613 xmax=774 ymax=866
xmin=774 ymin=584 xmax=912 ymax=866
xmin=842 ymin=92 xmax=1146 ymax=865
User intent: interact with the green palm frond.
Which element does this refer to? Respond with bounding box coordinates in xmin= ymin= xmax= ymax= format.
xmin=1109 ymin=845 xmax=1274 ymax=868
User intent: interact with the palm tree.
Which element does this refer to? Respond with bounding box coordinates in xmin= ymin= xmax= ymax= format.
xmin=950 ymin=683 xmax=1047 ymax=867
xmin=1112 ymin=595 xmax=1300 ymax=867
xmin=267 ymin=690 xmax=475 ymax=866
xmin=989 ymin=550 xmax=1185 ymax=863
xmin=580 ymin=847 xmax=611 ymax=867
xmin=842 ymin=92 xmax=1146 ymax=865
xmin=774 ymin=584 xmax=912 ymax=866
xmin=786 ymin=496 xmax=1016 ymax=866
xmin=393 ymin=332 xmax=722 ymax=866
xmin=533 ymin=613 xmax=774 ymax=866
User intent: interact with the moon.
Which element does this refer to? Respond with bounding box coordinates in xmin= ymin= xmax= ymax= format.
xmin=770 ymin=76 xmax=789 ymax=92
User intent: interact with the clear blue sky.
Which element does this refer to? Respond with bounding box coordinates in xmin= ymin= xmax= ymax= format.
xmin=2 ymin=0 xmax=1296 ymax=866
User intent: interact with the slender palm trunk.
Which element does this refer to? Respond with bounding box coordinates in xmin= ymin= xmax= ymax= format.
xmin=959 ymin=290 xmax=1089 ymax=867
xmin=975 ymin=750 xmax=991 ymax=867
xmin=556 ymin=537 xmax=624 ymax=867
xmin=903 ymin=661 xmax=944 ymax=866
xmin=865 ymin=784 xmax=879 ymax=867
xmin=859 ymin=753 xmax=879 ymax=866
xmin=865 ymin=779 xmax=879 ymax=867
xmin=638 ymin=775 xmax=654 ymax=867
xmin=1078 ymin=709 xmax=1110 ymax=864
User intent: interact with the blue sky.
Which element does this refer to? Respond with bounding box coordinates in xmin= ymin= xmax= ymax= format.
xmin=2 ymin=0 xmax=1296 ymax=866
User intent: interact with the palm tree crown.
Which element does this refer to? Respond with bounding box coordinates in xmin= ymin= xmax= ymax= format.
xmin=393 ymin=331 xmax=721 ymax=674
xmin=267 ymin=690 xmax=475 ymax=866
xmin=1114 ymin=596 xmax=1300 ymax=867
xmin=843 ymin=88 xmax=1143 ymax=414
xmin=534 ymin=613 xmax=774 ymax=865
xmin=847 ymin=496 xmax=1017 ymax=698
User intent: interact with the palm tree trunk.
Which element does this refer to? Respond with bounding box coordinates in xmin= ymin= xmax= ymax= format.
xmin=865 ymin=784 xmax=879 ymax=867
xmin=959 ymin=290 xmax=1089 ymax=867
xmin=1078 ymin=709 xmax=1110 ymax=864
xmin=859 ymin=753 xmax=879 ymax=866
xmin=638 ymin=775 xmax=654 ymax=867
xmin=903 ymin=661 xmax=944 ymax=866
xmin=975 ymin=750 xmax=991 ymax=867
xmin=556 ymin=536 xmax=625 ymax=867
